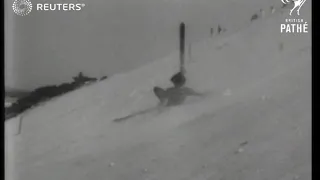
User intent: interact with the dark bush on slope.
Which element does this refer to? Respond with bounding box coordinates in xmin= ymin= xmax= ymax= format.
xmin=100 ymin=76 xmax=108 ymax=81
xmin=5 ymin=72 xmax=106 ymax=120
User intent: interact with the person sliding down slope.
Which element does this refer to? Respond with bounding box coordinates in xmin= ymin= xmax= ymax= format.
xmin=113 ymin=85 xmax=206 ymax=122
xmin=153 ymin=86 xmax=204 ymax=107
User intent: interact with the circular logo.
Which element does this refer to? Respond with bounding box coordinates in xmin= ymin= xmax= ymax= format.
xmin=12 ymin=0 xmax=33 ymax=16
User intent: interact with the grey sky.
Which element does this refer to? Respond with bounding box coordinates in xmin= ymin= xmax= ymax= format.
xmin=5 ymin=0 xmax=280 ymax=90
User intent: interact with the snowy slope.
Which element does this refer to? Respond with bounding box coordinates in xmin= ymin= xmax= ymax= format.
xmin=6 ymin=4 xmax=311 ymax=180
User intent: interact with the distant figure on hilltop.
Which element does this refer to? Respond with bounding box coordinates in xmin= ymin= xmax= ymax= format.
xmin=260 ymin=9 xmax=265 ymax=18
xmin=217 ymin=25 xmax=226 ymax=34
xmin=250 ymin=8 xmax=267 ymax=22
xmin=218 ymin=25 xmax=222 ymax=34
xmin=270 ymin=6 xmax=276 ymax=14
xmin=251 ymin=13 xmax=258 ymax=21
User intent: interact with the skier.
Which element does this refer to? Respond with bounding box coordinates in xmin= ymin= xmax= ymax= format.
xmin=170 ymin=71 xmax=186 ymax=88
xmin=153 ymin=85 xmax=204 ymax=107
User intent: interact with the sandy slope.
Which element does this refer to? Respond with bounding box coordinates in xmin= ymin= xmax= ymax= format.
xmin=5 ymin=4 xmax=311 ymax=180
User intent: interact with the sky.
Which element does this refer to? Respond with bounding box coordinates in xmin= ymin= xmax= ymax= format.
xmin=5 ymin=0 xmax=280 ymax=90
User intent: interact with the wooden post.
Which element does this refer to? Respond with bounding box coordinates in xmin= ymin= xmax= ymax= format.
xmin=179 ymin=22 xmax=186 ymax=74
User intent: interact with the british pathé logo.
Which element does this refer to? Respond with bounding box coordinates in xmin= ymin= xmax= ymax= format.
xmin=280 ymin=0 xmax=308 ymax=33
xmin=281 ymin=0 xmax=306 ymax=16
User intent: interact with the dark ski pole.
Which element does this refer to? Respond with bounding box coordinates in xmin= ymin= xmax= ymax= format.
xmin=179 ymin=22 xmax=186 ymax=74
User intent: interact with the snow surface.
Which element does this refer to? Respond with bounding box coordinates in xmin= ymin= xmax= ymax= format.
xmin=6 ymin=4 xmax=311 ymax=180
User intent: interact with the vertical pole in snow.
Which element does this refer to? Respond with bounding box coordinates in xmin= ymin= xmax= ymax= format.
xmin=16 ymin=115 xmax=22 ymax=135
xmin=179 ymin=22 xmax=186 ymax=74
xmin=188 ymin=43 xmax=192 ymax=62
